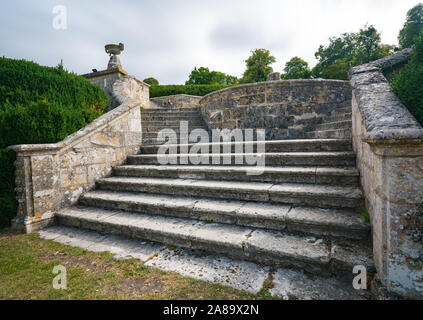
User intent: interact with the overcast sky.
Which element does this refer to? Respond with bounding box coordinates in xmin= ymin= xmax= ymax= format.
xmin=0 ymin=0 xmax=419 ymax=84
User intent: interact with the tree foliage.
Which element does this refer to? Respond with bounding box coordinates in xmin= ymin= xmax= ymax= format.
xmin=399 ymin=3 xmax=423 ymax=49
xmin=186 ymin=67 xmax=238 ymax=85
xmin=391 ymin=29 xmax=423 ymax=125
xmin=281 ymin=57 xmax=311 ymax=79
xmin=143 ymin=77 xmax=159 ymax=86
xmin=150 ymin=84 xmax=233 ymax=98
xmin=0 ymin=57 xmax=108 ymax=229
xmin=312 ymin=25 xmax=393 ymax=80
xmin=240 ymin=49 xmax=276 ymax=83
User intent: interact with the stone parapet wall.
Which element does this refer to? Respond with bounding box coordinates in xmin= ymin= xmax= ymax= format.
xmin=84 ymin=69 xmax=150 ymax=110
xmin=199 ymin=80 xmax=352 ymax=140
xmin=8 ymin=77 xmax=144 ymax=233
xmin=150 ymin=94 xmax=202 ymax=109
xmin=349 ymin=48 xmax=423 ymax=299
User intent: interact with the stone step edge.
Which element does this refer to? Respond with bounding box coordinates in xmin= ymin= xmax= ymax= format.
xmin=56 ymin=206 xmax=375 ymax=278
xmin=140 ymin=139 xmax=352 ymax=150
xmin=79 ymin=190 xmax=370 ymax=240
xmin=38 ymin=225 xmax=370 ymax=299
xmin=96 ymin=177 xmax=364 ymax=209
xmin=113 ymin=165 xmax=360 ymax=186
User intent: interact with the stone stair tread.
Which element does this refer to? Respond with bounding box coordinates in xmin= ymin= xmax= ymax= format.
xmin=38 ymin=225 xmax=368 ymax=299
xmin=97 ymin=176 xmax=363 ymax=199
xmin=56 ymin=206 xmax=374 ymax=273
xmin=80 ymin=190 xmax=369 ymax=233
xmin=115 ymin=165 xmax=359 ymax=176
xmin=130 ymin=151 xmax=355 ymax=158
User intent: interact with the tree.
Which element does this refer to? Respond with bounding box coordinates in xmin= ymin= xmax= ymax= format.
xmin=392 ymin=29 xmax=423 ymax=125
xmin=240 ymin=49 xmax=276 ymax=83
xmin=399 ymin=3 xmax=423 ymax=49
xmin=186 ymin=67 xmax=238 ymax=85
xmin=312 ymin=25 xmax=393 ymax=80
xmin=281 ymin=57 xmax=311 ymax=79
xmin=143 ymin=77 xmax=159 ymax=86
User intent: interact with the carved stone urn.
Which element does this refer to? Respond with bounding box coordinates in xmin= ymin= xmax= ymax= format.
xmin=105 ymin=43 xmax=124 ymax=70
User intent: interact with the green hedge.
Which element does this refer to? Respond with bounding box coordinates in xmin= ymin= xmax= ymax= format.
xmin=0 ymin=58 xmax=108 ymax=229
xmin=391 ymin=30 xmax=423 ymax=126
xmin=150 ymin=84 xmax=233 ymax=98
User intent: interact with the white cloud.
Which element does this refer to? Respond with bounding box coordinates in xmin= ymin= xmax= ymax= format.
xmin=0 ymin=0 xmax=419 ymax=83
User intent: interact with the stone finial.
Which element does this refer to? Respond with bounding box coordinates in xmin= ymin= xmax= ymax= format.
xmin=267 ymin=72 xmax=281 ymax=81
xmin=105 ymin=43 xmax=124 ymax=70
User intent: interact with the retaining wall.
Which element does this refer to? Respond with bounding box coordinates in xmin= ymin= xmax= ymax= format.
xmin=199 ymin=80 xmax=352 ymax=140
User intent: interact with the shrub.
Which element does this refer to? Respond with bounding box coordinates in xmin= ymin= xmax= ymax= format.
xmin=0 ymin=57 xmax=108 ymax=229
xmin=391 ymin=30 xmax=423 ymax=126
xmin=150 ymin=84 xmax=233 ymax=98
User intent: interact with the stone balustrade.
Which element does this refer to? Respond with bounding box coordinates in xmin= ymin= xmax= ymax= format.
xmin=8 ymin=77 xmax=144 ymax=233
xmin=349 ymin=48 xmax=423 ymax=299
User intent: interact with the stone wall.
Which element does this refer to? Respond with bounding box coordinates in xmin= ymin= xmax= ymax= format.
xmin=349 ymin=48 xmax=423 ymax=299
xmin=150 ymin=94 xmax=202 ymax=109
xmin=199 ymin=80 xmax=352 ymax=140
xmin=9 ymin=77 xmax=144 ymax=233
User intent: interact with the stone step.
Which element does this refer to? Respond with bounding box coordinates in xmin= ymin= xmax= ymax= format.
xmin=142 ymin=108 xmax=200 ymax=115
xmin=96 ymin=177 xmax=364 ymax=209
xmin=140 ymin=139 xmax=353 ymax=154
xmin=39 ymin=226 xmax=370 ymax=299
xmin=142 ymin=120 xmax=206 ymax=128
xmin=128 ymin=152 xmax=356 ymax=167
xmin=323 ymin=113 xmax=352 ymax=124
xmin=141 ymin=114 xmax=203 ymax=123
xmin=142 ymin=127 xmax=207 ymax=134
xmin=315 ymin=120 xmax=352 ymax=131
xmin=305 ymin=129 xmax=352 ymax=140
xmin=79 ymin=190 xmax=370 ymax=240
xmin=56 ymin=206 xmax=374 ymax=278
xmin=113 ymin=165 xmax=360 ymax=186
xmin=332 ymin=107 xmax=352 ymax=115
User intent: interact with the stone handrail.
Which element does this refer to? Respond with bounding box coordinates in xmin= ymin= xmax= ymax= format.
xmin=349 ymin=48 xmax=423 ymax=142
xmin=8 ymin=77 xmax=144 ymax=233
xmin=348 ymin=48 xmax=423 ymax=298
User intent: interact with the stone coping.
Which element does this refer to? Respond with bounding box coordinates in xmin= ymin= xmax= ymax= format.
xmin=348 ymin=48 xmax=423 ymax=143
xmin=82 ymin=67 xmax=128 ymax=78
xmin=199 ymin=79 xmax=351 ymax=102
xmin=8 ymin=101 xmax=141 ymax=155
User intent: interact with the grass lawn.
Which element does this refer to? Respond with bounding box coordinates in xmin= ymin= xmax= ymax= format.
xmin=0 ymin=229 xmax=275 ymax=300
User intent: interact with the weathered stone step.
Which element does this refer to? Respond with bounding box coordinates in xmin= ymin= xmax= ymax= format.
xmin=331 ymin=107 xmax=352 ymax=115
xmin=142 ymin=108 xmax=200 ymax=115
xmin=56 ymin=206 xmax=374 ymax=278
xmin=128 ymin=152 xmax=356 ymax=167
xmin=113 ymin=165 xmax=359 ymax=186
xmin=141 ymin=115 xmax=203 ymax=122
xmin=96 ymin=177 xmax=364 ymax=209
xmin=140 ymin=139 xmax=353 ymax=154
xmin=39 ymin=225 xmax=370 ymax=299
xmin=315 ymin=120 xmax=352 ymax=131
xmin=323 ymin=113 xmax=352 ymax=124
xmin=79 ymin=190 xmax=370 ymax=240
xmin=305 ymin=129 xmax=352 ymax=140
xmin=142 ymin=120 xmax=206 ymax=128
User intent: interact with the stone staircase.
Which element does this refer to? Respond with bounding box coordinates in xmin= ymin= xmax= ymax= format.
xmin=141 ymin=108 xmax=208 ymax=145
xmin=305 ymin=106 xmax=353 ymax=139
xmin=49 ymin=106 xmax=376 ymax=296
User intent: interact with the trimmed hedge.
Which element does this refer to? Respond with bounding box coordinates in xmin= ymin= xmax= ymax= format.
xmin=0 ymin=57 xmax=108 ymax=229
xmin=150 ymin=84 xmax=233 ymax=98
xmin=391 ymin=30 xmax=423 ymax=126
